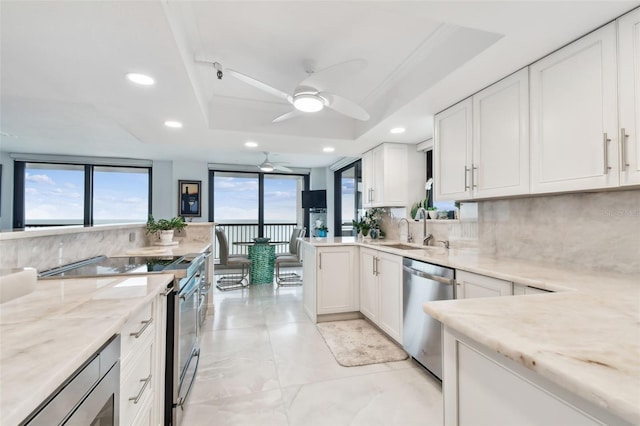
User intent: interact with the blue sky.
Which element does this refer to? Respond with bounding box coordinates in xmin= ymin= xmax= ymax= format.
xmin=24 ymin=166 xmax=148 ymax=223
xmin=214 ymin=175 xmax=299 ymax=223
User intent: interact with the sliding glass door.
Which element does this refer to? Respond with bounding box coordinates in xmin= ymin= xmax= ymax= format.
xmin=210 ymin=170 xmax=307 ymax=254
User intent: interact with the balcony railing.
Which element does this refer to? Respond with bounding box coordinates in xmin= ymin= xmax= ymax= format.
xmin=215 ymin=223 xmax=298 ymax=257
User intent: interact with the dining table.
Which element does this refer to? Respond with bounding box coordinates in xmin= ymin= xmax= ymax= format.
xmin=233 ymin=240 xmax=289 ymax=284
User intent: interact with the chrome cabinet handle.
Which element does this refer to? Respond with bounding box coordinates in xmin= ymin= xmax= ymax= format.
xmin=372 ymin=255 xmax=376 ymax=275
xmin=603 ymin=133 xmax=612 ymax=174
xmin=472 ymin=164 xmax=478 ymax=188
xmin=621 ymin=128 xmax=629 ymax=170
xmin=129 ymin=318 xmax=152 ymax=338
xmin=318 ymin=253 xmax=322 ymax=270
xmin=464 ymin=166 xmax=470 ymax=190
xmin=129 ymin=373 xmax=152 ymax=404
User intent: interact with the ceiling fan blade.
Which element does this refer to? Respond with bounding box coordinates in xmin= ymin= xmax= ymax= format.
xmin=274 ymin=164 xmax=293 ymax=172
xmin=299 ymin=59 xmax=367 ymax=92
xmin=272 ymin=110 xmax=303 ymax=123
xmin=226 ymin=69 xmax=293 ymax=103
xmin=321 ymin=92 xmax=370 ymax=121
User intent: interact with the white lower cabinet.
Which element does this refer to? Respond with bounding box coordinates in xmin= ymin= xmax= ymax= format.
xmin=359 ymin=248 xmax=402 ymax=343
xmin=443 ymin=328 xmax=625 ymax=425
xmin=456 ymin=270 xmax=513 ymax=299
xmin=119 ymin=293 xmax=167 ymax=426
xmin=317 ymin=246 xmax=358 ymax=314
xmin=302 ymin=243 xmax=358 ymax=318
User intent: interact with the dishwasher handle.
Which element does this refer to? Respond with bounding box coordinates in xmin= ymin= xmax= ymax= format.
xmin=402 ymin=265 xmax=454 ymax=286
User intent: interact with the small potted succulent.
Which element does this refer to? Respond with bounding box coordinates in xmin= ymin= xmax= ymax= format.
xmin=146 ymin=214 xmax=187 ymax=244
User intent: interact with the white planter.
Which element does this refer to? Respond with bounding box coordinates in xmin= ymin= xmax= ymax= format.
xmin=159 ymin=230 xmax=174 ymax=243
xmin=428 ymin=210 xmax=438 ymax=220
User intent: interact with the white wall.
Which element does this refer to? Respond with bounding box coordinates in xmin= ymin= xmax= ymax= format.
xmin=151 ymin=160 xmax=173 ymax=219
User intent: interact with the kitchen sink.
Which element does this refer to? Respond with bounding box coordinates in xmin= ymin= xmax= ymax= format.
xmin=382 ymin=243 xmax=422 ymax=250
xmin=406 ymin=247 xmax=448 ymax=256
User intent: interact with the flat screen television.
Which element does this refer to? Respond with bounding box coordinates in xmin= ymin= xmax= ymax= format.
xmin=302 ymin=190 xmax=327 ymax=209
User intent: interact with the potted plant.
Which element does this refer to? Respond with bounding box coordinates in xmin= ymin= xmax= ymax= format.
xmin=146 ymin=215 xmax=187 ymax=244
xmin=360 ymin=222 xmax=371 ymax=238
xmin=352 ymin=219 xmax=362 ymax=237
xmin=317 ymin=224 xmax=329 ymax=238
xmin=426 ymin=207 xmax=438 ymax=220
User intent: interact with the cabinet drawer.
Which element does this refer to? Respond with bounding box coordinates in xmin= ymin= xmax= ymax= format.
xmin=120 ymin=337 xmax=154 ymax=426
xmin=121 ymin=300 xmax=154 ymax=361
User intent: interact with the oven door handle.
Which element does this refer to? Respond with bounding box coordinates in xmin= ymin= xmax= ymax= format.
xmin=179 ymin=284 xmax=198 ymax=301
xmin=177 ymin=349 xmax=200 ymax=410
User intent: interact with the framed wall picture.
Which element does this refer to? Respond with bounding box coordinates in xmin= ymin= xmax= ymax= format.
xmin=179 ymin=180 xmax=201 ymax=217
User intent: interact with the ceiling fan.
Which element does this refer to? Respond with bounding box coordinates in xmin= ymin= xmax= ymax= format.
xmin=225 ymin=59 xmax=370 ymax=123
xmin=258 ymin=152 xmax=292 ymax=173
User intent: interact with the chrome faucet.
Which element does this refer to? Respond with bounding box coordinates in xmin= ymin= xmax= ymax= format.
xmin=437 ymin=240 xmax=450 ymax=249
xmin=398 ymin=218 xmax=412 ymax=242
xmin=417 ymin=208 xmax=433 ymax=246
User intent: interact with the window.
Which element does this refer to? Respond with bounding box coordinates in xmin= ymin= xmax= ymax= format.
xmin=14 ymin=161 xmax=151 ymax=228
xmin=213 ymin=172 xmax=259 ymax=223
xmin=93 ymin=166 xmax=149 ymax=224
xmin=426 ymin=150 xmax=455 ymax=212
xmin=263 ymin=175 xmax=302 ymax=224
xmin=24 ymin=163 xmax=85 ymax=226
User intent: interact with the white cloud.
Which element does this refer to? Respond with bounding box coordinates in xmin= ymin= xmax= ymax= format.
xmin=25 ymin=173 xmax=55 ymax=185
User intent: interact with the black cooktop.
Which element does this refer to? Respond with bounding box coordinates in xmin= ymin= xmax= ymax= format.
xmin=40 ymin=255 xmax=187 ymax=278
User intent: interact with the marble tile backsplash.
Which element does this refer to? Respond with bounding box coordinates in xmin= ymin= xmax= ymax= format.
xmin=380 ymin=189 xmax=639 ymax=274
xmin=0 ymin=222 xmax=215 ymax=271
xmin=0 ymin=226 xmax=147 ymax=271
xmin=479 ymin=189 xmax=640 ymax=274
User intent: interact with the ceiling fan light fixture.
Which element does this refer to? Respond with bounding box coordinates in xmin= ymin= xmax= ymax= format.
xmin=293 ymin=94 xmax=324 ymax=113
xmin=126 ymin=73 xmax=155 ymax=86
xmin=259 ymin=162 xmax=274 ymax=172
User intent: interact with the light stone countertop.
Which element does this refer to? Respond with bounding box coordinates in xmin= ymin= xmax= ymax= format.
xmin=0 ymin=274 xmax=174 ymax=425
xmin=301 ymin=237 xmax=640 ymax=423
xmin=110 ymin=241 xmax=212 ymax=257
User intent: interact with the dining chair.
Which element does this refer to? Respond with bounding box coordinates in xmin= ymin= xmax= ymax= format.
xmin=274 ymin=227 xmax=306 ymax=286
xmin=215 ymin=227 xmax=251 ymax=290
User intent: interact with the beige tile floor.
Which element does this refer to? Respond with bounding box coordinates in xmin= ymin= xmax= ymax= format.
xmin=182 ymin=280 xmax=443 ymax=426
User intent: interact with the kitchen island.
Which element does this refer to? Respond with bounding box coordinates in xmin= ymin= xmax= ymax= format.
xmin=300 ymin=237 xmax=639 ymax=424
xmin=0 ymin=273 xmax=174 ymax=425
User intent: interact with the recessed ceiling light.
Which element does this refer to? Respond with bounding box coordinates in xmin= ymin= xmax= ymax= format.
xmin=323 ymin=147 xmax=335 ymax=153
xmin=126 ymin=73 xmax=155 ymax=86
xmin=164 ymin=120 xmax=183 ymax=129
xmin=390 ymin=127 xmax=406 ymax=134
xmin=245 ymin=141 xmax=258 ymax=148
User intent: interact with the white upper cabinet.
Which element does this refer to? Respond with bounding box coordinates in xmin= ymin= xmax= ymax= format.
xmin=435 ymin=69 xmax=529 ymax=201
xmin=472 ymin=68 xmax=530 ymax=198
xmin=618 ymin=7 xmax=640 ymax=186
xmin=362 ymin=143 xmax=409 ymax=207
xmin=434 ymin=98 xmax=473 ymax=201
xmin=530 ymin=22 xmax=619 ymax=193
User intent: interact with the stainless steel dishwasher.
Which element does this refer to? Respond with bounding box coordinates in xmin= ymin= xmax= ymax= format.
xmin=402 ymin=257 xmax=455 ymax=381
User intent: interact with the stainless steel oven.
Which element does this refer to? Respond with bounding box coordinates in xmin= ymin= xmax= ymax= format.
xmin=39 ymin=252 xmax=207 ymax=426
xmin=23 ymin=336 xmax=120 ymax=426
